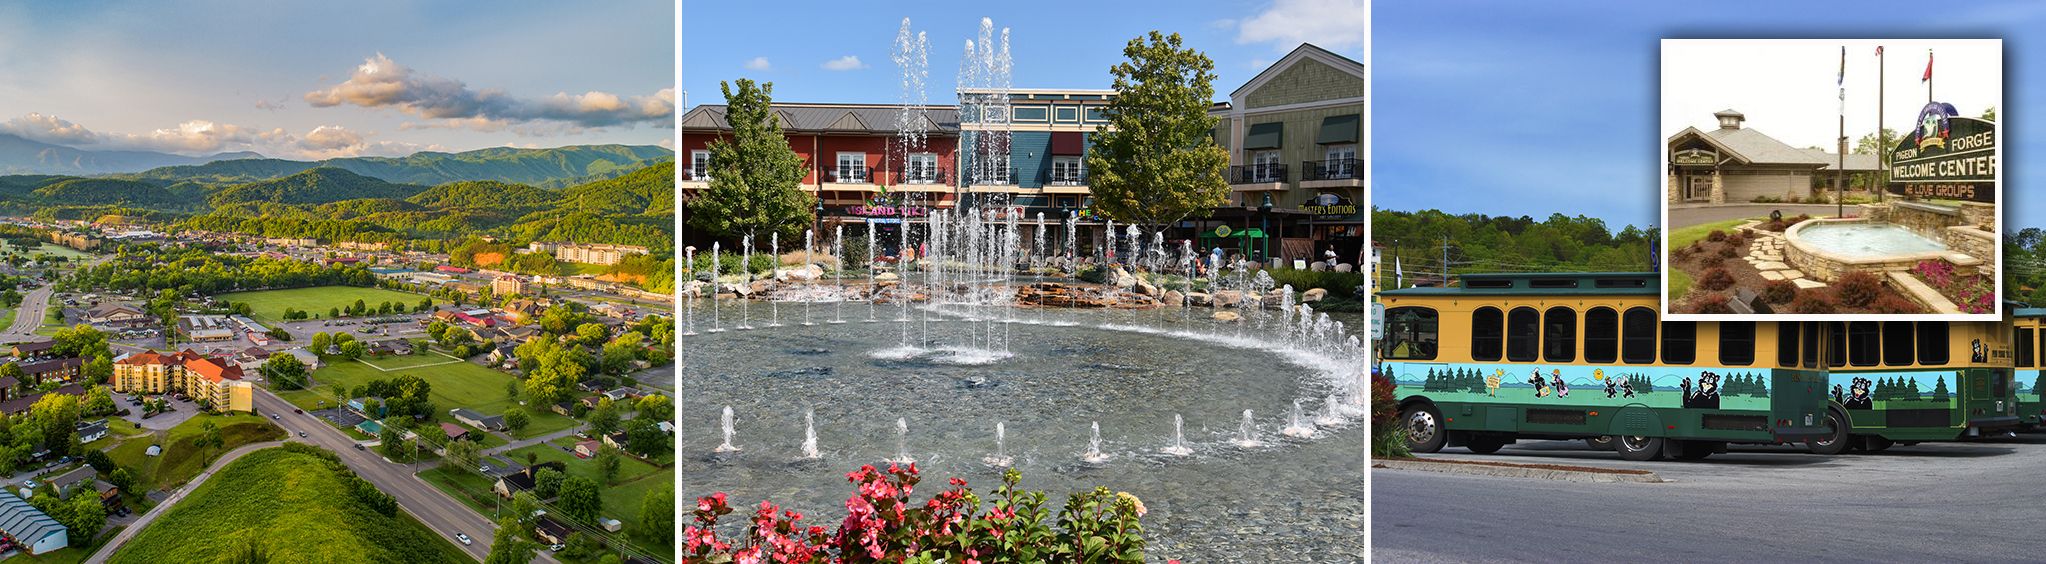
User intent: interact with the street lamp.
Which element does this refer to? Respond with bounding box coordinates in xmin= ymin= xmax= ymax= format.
xmin=1259 ymin=192 xmax=1274 ymax=266
xmin=815 ymin=198 xmax=826 ymax=245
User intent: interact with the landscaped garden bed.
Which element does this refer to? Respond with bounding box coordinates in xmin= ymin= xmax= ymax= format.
xmin=1670 ymin=225 xmax=1923 ymax=314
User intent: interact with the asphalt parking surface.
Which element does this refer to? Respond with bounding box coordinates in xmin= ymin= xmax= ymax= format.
xmin=1373 ymin=434 xmax=2046 ymax=562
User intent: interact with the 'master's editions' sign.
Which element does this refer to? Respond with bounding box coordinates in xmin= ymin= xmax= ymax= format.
xmin=1889 ymin=102 xmax=1996 ymax=201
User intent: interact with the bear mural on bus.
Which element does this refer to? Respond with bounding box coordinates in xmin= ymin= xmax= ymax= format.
xmin=1389 ymin=363 xmax=1771 ymax=411
xmin=1827 ymin=372 xmax=1955 ymax=410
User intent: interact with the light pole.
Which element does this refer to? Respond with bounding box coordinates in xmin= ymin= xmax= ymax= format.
xmin=1259 ymin=192 xmax=1274 ymax=266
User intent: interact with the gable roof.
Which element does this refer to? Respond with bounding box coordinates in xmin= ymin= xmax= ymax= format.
xmin=1668 ymin=125 xmax=1829 ymax=167
xmin=681 ymin=103 xmax=962 ymax=135
xmin=0 ymin=492 xmax=63 ymax=546
xmin=1230 ymin=43 xmax=1366 ymax=100
xmin=1800 ymin=148 xmax=1886 ymax=172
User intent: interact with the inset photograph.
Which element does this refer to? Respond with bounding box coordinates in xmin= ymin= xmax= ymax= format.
xmin=1661 ymin=39 xmax=2001 ymax=317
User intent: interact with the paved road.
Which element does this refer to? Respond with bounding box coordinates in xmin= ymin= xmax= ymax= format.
xmin=484 ymin=426 xmax=582 ymax=457
xmin=1373 ymin=435 xmax=2046 ymax=562
xmin=2 ymin=285 xmax=53 ymax=339
xmin=87 ymin=440 xmax=285 ymax=562
xmin=1668 ymin=203 xmax=1856 ymax=229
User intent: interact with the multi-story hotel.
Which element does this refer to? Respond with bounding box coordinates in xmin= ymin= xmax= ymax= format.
xmin=527 ymin=242 xmax=651 ymax=265
xmin=681 ymin=42 xmax=1363 ymax=265
xmin=111 ymin=350 xmax=255 ymax=412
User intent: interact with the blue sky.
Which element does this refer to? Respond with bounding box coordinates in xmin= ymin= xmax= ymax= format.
xmin=680 ymin=0 xmax=1365 ymax=108
xmin=1373 ymin=1 xmax=2042 ymax=229
xmin=0 ymin=1 xmax=673 ymax=159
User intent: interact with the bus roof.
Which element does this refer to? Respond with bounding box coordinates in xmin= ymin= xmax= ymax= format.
xmin=2015 ymin=307 xmax=2046 ymax=319
xmin=1378 ymin=272 xmax=1660 ymax=297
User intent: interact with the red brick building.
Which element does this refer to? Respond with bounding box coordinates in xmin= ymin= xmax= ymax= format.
xmin=681 ymin=103 xmax=962 ymax=240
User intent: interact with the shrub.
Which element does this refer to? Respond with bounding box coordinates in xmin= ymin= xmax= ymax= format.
xmin=1834 ymin=271 xmax=1884 ymax=308
xmin=1698 ymin=267 xmax=1736 ymax=291
xmin=1716 ymin=245 xmax=1739 ymax=259
xmin=1790 ymin=291 xmax=1837 ymax=314
xmin=1725 ymin=231 xmax=1747 ymax=246
xmin=1370 ymin=370 xmax=1408 ymax=459
xmin=684 ymin=465 xmax=1149 ymax=563
xmin=1761 ymin=280 xmax=1797 ymax=304
xmin=1697 ymin=255 xmax=1724 ymax=269
xmin=1706 ymin=230 xmax=1727 ymax=242
xmin=1671 ymin=246 xmax=1693 ymax=261
xmin=1868 ymin=294 xmax=1921 ymax=314
xmin=1688 ymin=293 xmax=1733 ymax=314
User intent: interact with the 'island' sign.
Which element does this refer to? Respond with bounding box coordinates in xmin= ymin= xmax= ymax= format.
xmin=1888 ymin=103 xmax=1995 ymax=202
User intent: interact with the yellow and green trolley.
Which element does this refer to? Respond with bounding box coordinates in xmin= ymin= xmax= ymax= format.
xmin=1379 ymin=272 xmax=1832 ymax=461
xmin=2015 ymin=308 xmax=2044 ymax=430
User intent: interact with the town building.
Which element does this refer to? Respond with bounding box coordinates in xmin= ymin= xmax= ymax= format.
xmin=0 ymin=384 xmax=83 ymax=416
xmin=1210 ymin=43 xmax=1365 ymax=265
xmin=76 ymin=420 xmax=109 ymax=444
xmin=0 ymin=491 xmax=66 ymax=554
xmin=176 ymin=315 xmax=238 ymax=342
xmin=451 ymin=408 xmax=506 ymax=432
xmin=492 ymin=274 xmax=527 ymax=297
xmin=8 ymin=340 xmax=56 ymax=361
xmin=1667 ymin=109 xmax=1831 ymax=204
xmin=530 ymin=242 xmax=650 ymax=265
xmin=110 ymin=350 xmax=255 ymax=412
xmin=439 ymin=422 xmax=473 ymax=442
xmin=17 ymin=358 xmax=83 ymax=385
xmin=84 ymin=303 xmax=150 ymax=328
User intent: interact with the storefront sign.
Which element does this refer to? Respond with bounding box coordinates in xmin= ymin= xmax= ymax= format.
xmin=1304 ymin=191 xmax=1362 ymax=219
xmin=846 ymin=205 xmax=929 ymax=217
xmin=1888 ymin=102 xmax=1996 ymax=201
xmin=1671 ymin=148 xmax=1717 ymax=166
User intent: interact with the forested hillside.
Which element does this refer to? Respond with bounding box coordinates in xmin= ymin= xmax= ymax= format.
xmin=1373 ymin=208 xmax=1657 ymax=281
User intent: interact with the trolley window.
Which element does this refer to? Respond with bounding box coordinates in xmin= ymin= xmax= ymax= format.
xmin=1719 ymin=321 xmax=1755 ymax=366
xmin=1542 ymin=306 xmax=1577 ymax=363
xmin=2017 ymin=327 xmax=2035 ymax=369
xmin=1506 ymin=307 xmax=1539 ymax=362
xmin=1917 ymin=322 xmax=1949 ymax=365
xmin=1383 ymin=307 xmax=1438 ymax=360
xmin=1847 ymin=321 xmax=1880 ymax=367
xmin=1827 ymin=322 xmax=1847 ymax=368
xmin=1621 ymin=307 xmax=1656 ymax=364
xmin=1882 ymin=321 xmax=1915 ymax=366
xmin=1584 ymin=307 xmax=1618 ymax=364
xmin=1662 ymin=321 xmax=1696 ymax=365
xmin=1801 ymin=322 xmax=1821 ymax=369
xmin=1470 ymin=307 xmax=1503 ymax=362
xmin=1776 ymin=321 xmax=1798 ymax=367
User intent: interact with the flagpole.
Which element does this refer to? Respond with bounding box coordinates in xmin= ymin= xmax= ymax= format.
xmin=1926 ymin=48 xmax=1934 ymax=104
xmin=1877 ymin=46 xmax=1885 ymax=203
xmin=1837 ymin=45 xmax=1846 ymax=219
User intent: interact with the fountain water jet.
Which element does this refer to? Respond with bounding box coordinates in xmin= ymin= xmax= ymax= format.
xmin=888 ymin=417 xmax=915 ymax=464
xmin=832 ymin=225 xmax=847 ymax=324
xmin=707 ymin=242 xmax=725 ymax=333
xmin=737 ymin=235 xmax=755 ymax=330
xmin=682 ymin=247 xmax=698 ymax=336
xmin=1281 ymin=399 xmax=1316 ymax=438
xmin=713 ymin=405 xmax=740 ymax=452
xmin=800 ymin=408 xmax=820 ymax=459
xmin=983 ymin=421 xmax=1012 ymax=467
xmin=1160 ymin=413 xmax=1193 ymax=456
xmin=1081 ymin=421 xmax=1110 ymax=464
xmin=767 ymin=233 xmax=782 ymax=327
xmin=1232 ymin=409 xmax=1262 ymax=448
xmin=1315 ymin=395 xmax=1347 ymax=427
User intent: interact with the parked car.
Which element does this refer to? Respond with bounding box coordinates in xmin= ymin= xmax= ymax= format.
xmin=293 ymin=408 xmax=303 ymax=414
xmin=354 ymin=444 xmax=365 ymax=451
xmin=455 ymin=533 xmax=472 ymax=546
xmin=549 ymin=544 xmax=565 ymax=552
xmin=297 ymin=431 xmax=307 ymax=438
xmin=270 ymin=414 xmax=280 ymax=420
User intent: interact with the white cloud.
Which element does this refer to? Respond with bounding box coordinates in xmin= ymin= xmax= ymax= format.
xmin=744 ymin=57 xmax=771 ymax=70
xmin=0 ymin=113 xmax=100 ymax=145
xmin=821 ymin=55 xmax=867 ymax=71
xmin=1237 ymin=0 xmax=1366 ymax=53
xmin=304 ymin=53 xmax=671 ymax=132
xmin=253 ymin=99 xmax=288 ymax=111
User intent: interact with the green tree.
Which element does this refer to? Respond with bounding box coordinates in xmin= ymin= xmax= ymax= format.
xmin=66 ymin=489 xmax=105 ymax=544
xmin=589 ymin=399 xmax=621 ymax=436
xmin=533 ymin=467 xmax=564 ymax=499
xmin=309 ymin=332 xmax=332 ymax=355
xmin=198 ymin=420 xmax=224 ymax=451
xmin=261 ymin=352 xmax=309 ymax=390
xmin=1084 ymin=31 xmax=1230 ymax=232
xmin=82 ymin=385 xmax=115 ymax=415
xmin=339 ymin=340 xmax=366 ymax=360
xmin=483 ymin=516 xmax=536 ymax=564
xmin=503 ymin=409 xmax=530 ymax=434
xmin=639 ymin=488 xmax=675 ymax=545
xmin=0 ymin=363 xmax=24 ymax=392
xmin=594 ymin=446 xmax=621 ymax=484
xmin=445 ymin=437 xmax=480 ymax=472
xmin=634 ymin=394 xmax=672 ymax=422
xmin=84 ymin=354 xmax=112 ymax=386
xmin=686 ymin=78 xmax=813 ymax=241
xmin=510 ymin=491 xmax=542 ymax=525
xmin=556 ymin=475 xmax=601 ymax=522
xmin=624 ymin=417 xmax=666 ymax=458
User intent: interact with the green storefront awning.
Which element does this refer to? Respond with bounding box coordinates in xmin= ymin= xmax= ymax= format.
xmin=1244 ymin=122 xmax=1284 ymax=150
xmin=1199 ymin=227 xmax=1266 ymax=239
xmin=1317 ymin=114 xmax=1360 ymax=144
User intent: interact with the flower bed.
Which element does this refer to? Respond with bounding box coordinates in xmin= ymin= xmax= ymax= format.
xmin=1670 ymin=228 xmax=1923 ymax=314
xmin=1911 ymin=260 xmax=1996 ymax=314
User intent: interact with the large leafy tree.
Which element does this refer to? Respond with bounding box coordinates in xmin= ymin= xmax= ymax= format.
xmin=686 ymin=78 xmax=813 ymax=242
xmin=1084 ymin=31 xmax=1230 ymax=231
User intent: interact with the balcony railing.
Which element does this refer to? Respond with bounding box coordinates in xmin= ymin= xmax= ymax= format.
xmin=682 ymin=167 xmax=711 ymax=182
xmin=902 ymin=168 xmax=948 ymax=185
xmin=1301 ymin=158 xmax=1361 ymax=181
xmin=827 ymin=166 xmax=877 ymax=184
xmin=1046 ymin=169 xmax=1088 ymax=186
xmin=1228 ymin=163 xmax=1288 ymax=184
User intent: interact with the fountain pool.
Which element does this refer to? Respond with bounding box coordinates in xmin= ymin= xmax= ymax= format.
xmin=1792 ymin=222 xmax=1949 ymax=259
xmin=1785 ymin=218 xmax=1969 ymax=282
xmin=682 ymin=301 xmax=1366 ymax=560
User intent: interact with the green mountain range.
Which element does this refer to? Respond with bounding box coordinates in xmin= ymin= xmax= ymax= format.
xmin=121 ymin=144 xmax=670 ymax=186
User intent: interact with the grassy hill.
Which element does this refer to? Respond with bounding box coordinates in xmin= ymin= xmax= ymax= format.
xmin=406 ymin=180 xmax=562 ymax=214
xmin=559 ymin=160 xmax=674 ymax=216
xmin=206 ymin=167 xmax=423 ymax=206
xmin=30 ymin=178 xmax=184 ymax=207
xmin=109 ymin=444 xmax=469 ymax=564
xmin=125 ymin=144 xmax=670 ymax=186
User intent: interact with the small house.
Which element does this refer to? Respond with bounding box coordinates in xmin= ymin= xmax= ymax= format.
xmin=450 ymin=408 xmax=505 ymax=432
xmin=574 ymin=440 xmax=602 ymax=458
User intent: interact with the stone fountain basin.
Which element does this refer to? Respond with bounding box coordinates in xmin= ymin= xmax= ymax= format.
xmin=1784 ymin=218 xmax=1973 ymax=282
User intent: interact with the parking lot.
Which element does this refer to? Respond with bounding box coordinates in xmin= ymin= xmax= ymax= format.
xmin=1374 ymin=435 xmax=2046 ymax=561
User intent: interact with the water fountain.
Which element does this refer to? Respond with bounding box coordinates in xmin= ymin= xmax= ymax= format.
xmin=714 ymin=405 xmax=740 ymax=452
xmin=737 ymin=236 xmax=754 ymax=330
xmin=832 ymin=225 xmax=846 ymax=324
xmin=866 ymin=227 xmax=878 ymax=323
xmin=708 ymin=242 xmax=724 ymax=333
xmin=767 ymin=233 xmax=782 ymax=327
xmin=888 ymin=417 xmax=914 ymax=465
xmin=683 ymin=246 xmax=697 ymax=336
xmin=1160 ymin=414 xmax=1193 ymax=457
xmin=1081 ymin=421 xmax=1110 ymax=464
xmin=1315 ymin=395 xmax=1347 ymax=427
xmin=1232 ymin=409 xmax=1262 ymax=448
xmin=983 ymin=422 xmax=1012 ymax=467
xmin=1281 ymin=399 xmax=1316 ymax=438
xmin=802 ymin=229 xmax=816 ymax=326
xmin=800 ymin=408 xmax=820 ymax=459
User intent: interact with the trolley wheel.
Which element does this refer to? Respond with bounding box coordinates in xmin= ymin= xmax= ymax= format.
xmin=1668 ymin=439 xmax=1717 ymax=461
xmin=1583 ymin=436 xmax=1616 ymax=451
xmin=1400 ymin=404 xmax=1447 ymax=453
xmin=1808 ymin=409 xmax=1852 ymax=455
xmin=1862 ymin=436 xmax=1894 ymax=453
xmin=1616 ymin=435 xmax=1664 ymax=461
xmin=1466 ymin=436 xmax=1507 ymax=454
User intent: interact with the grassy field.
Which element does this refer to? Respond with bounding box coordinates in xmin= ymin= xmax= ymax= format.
xmin=109 ymin=446 xmax=471 ymax=564
xmin=214 ymin=285 xmax=427 ymax=322
xmin=1668 ymin=218 xmax=1753 ymax=250
xmin=102 ymin=413 xmax=285 ymax=492
xmin=276 ymin=358 xmax=576 ymax=439
xmin=357 ymin=351 xmax=467 ymax=371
